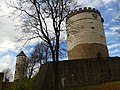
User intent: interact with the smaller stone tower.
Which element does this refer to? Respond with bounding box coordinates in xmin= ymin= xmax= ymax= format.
xmin=14 ymin=51 xmax=26 ymax=81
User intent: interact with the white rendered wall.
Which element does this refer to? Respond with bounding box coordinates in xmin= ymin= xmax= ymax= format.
xmin=67 ymin=12 xmax=106 ymax=51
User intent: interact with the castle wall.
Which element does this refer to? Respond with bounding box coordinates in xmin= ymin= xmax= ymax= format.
xmin=67 ymin=8 xmax=108 ymax=59
xmin=0 ymin=73 xmax=4 ymax=90
xmin=33 ymin=57 xmax=120 ymax=90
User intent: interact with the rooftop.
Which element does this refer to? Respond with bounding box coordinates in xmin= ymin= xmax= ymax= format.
xmin=16 ymin=51 xmax=26 ymax=57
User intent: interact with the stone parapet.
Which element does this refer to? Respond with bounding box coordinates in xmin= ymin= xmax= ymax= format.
xmin=67 ymin=7 xmax=102 ymax=21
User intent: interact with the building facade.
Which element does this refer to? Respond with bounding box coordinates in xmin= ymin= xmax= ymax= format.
xmin=67 ymin=7 xmax=109 ymax=59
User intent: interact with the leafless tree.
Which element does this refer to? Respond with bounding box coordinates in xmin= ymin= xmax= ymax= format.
xmin=2 ymin=68 xmax=13 ymax=82
xmin=26 ymin=42 xmax=50 ymax=78
xmin=26 ymin=41 xmax=67 ymax=78
xmin=7 ymin=0 xmax=77 ymax=62
xmin=7 ymin=0 xmax=78 ymax=89
xmin=26 ymin=53 xmax=40 ymax=79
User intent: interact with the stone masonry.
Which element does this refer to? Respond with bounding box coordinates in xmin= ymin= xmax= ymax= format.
xmin=33 ymin=57 xmax=120 ymax=90
xmin=67 ymin=7 xmax=109 ymax=59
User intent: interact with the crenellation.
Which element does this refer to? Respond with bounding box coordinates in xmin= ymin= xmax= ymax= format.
xmin=84 ymin=7 xmax=87 ymax=10
xmin=79 ymin=8 xmax=82 ymax=11
xmin=92 ymin=8 xmax=95 ymax=10
xmin=87 ymin=7 xmax=92 ymax=10
xmin=67 ymin=7 xmax=102 ymax=20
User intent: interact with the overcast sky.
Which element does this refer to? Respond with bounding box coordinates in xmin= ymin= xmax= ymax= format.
xmin=0 ymin=0 xmax=120 ymax=76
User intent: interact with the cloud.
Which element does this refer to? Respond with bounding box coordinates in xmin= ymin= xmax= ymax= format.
xmin=101 ymin=0 xmax=117 ymax=4
xmin=105 ymin=31 xmax=117 ymax=37
xmin=108 ymin=26 xmax=120 ymax=37
xmin=0 ymin=63 xmax=8 ymax=72
xmin=109 ymin=26 xmax=120 ymax=31
xmin=77 ymin=0 xmax=101 ymax=7
xmin=110 ymin=49 xmax=120 ymax=54
xmin=77 ymin=0 xmax=117 ymax=8
xmin=107 ymin=8 xmax=114 ymax=12
xmin=108 ymin=43 xmax=120 ymax=49
xmin=104 ymin=23 xmax=109 ymax=27
xmin=0 ymin=54 xmax=16 ymax=72
xmin=0 ymin=16 xmax=21 ymax=51
xmin=0 ymin=15 xmax=19 ymax=73
xmin=104 ymin=26 xmax=120 ymax=39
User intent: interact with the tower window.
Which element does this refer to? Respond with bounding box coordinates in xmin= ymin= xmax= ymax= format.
xmin=67 ymin=34 xmax=69 ymax=37
xmin=91 ymin=27 xmax=95 ymax=29
xmin=92 ymin=14 xmax=97 ymax=18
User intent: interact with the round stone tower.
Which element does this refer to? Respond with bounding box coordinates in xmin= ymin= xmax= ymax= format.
xmin=15 ymin=51 xmax=26 ymax=81
xmin=67 ymin=7 xmax=109 ymax=60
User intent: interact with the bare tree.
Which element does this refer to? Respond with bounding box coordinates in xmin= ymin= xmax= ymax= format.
xmin=33 ymin=42 xmax=50 ymax=63
xmin=2 ymin=68 xmax=13 ymax=82
xmin=7 ymin=0 xmax=78 ymax=89
xmin=26 ymin=42 xmax=50 ymax=78
xmin=7 ymin=0 xmax=77 ymax=62
xmin=26 ymin=53 xmax=40 ymax=79
xmin=26 ymin=41 xmax=67 ymax=78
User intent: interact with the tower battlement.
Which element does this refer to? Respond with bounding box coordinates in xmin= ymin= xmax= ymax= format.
xmin=67 ymin=7 xmax=101 ymax=20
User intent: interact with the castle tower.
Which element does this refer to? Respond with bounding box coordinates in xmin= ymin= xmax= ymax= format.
xmin=67 ymin=7 xmax=109 ymax=60
xmin=14 ymin=51 xmax=26 ymax=81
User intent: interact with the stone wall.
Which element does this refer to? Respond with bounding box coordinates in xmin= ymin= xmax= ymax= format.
xmin=0 ymin=73 xmax=4 ymax=90
xmin=33 ymin=57 xmax=120 ymax=90
xmin=68 ymin=43 xmax=109 ymax=59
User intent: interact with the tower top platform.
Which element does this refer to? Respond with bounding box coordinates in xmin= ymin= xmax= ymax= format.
xmin=67 ymin=7 xmax=101 ymax=20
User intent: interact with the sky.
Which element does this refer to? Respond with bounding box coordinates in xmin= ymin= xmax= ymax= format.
xmin=0 ymin=0 xmax=120 ymax=78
